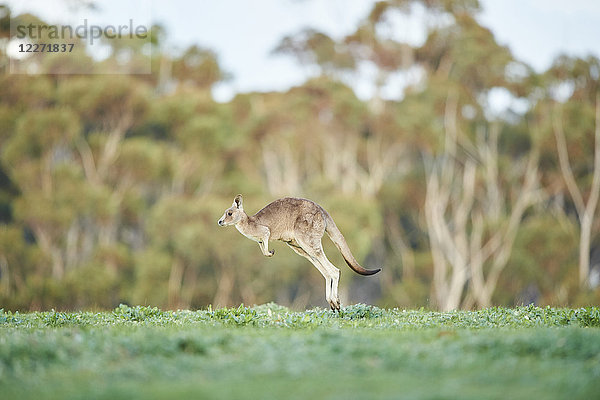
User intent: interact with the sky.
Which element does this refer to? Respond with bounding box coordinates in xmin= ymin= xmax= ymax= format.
xmin=5 ymin=0 xmax=600 ymax=104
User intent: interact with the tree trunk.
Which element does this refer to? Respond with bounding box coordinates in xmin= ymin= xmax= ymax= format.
xmin=168 ymin=256 xmax=184 ymax=308
xmin=553 ymin=98 xmax=600 ymax=288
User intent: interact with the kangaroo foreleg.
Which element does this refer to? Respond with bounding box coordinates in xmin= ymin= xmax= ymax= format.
xmin=258 ymin=239 xmax=274 ymax=258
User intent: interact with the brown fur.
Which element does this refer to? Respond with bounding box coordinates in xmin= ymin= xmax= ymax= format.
xmin=218 ymin=195 xmax=381 ymax=310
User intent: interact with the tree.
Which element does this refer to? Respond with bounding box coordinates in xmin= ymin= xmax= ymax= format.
xmin=2 ymin=3 xmax=599 ymax=311
xmin=553 ymin=96 xmax=600 ymax=288
xmin=2 ymin=108 xmax=82 ymax=279
xmin=424 ymin=93 xmax=540 ymax=310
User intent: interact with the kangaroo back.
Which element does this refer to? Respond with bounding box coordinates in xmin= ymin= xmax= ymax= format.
xmin=324 ymin=213 xmax=381 ymax=276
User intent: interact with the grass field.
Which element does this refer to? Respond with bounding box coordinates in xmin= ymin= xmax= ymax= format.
xmin=1 ymin=304 xmax=599 ymax=400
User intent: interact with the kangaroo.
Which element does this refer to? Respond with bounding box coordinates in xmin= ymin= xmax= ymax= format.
xmin=217 ymin=194 xmax=381 ymax=311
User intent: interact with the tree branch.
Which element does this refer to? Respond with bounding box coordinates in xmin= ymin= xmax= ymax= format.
xmin=553 ymin=104 xmax=585 ymax=216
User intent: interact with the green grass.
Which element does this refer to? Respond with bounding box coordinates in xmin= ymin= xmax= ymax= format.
xmin=1 ymin=304 xmax=600 ymax=400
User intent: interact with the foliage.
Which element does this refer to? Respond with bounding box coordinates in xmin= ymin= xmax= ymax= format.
xmin=1 ymin=303 xmax=599 ymax=329
xmin=1 ymin=2 xmax=600 ymax=311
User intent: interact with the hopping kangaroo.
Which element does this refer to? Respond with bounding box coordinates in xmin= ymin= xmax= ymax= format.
xmin=217 ymin=195 xmax=381 ymax=310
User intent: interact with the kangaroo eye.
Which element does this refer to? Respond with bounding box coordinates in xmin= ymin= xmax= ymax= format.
xmin=227 ymin=211 xmax=233 ymax=216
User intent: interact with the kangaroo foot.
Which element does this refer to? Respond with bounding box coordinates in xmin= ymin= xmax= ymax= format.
xmin=328 ymin=297 xmax=340 ymax=312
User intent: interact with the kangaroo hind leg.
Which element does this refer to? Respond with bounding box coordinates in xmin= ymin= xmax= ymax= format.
xmin=286 ymin=242 xmax=339 ymax=311
xmin=292 ymin=238 xmax=341 ymax=311
xmin=313 ymin=248 xmax=341 ymax=311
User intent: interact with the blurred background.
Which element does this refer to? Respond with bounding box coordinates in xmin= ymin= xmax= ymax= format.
xmin=0 ymin=0 xmax=599 ymax=311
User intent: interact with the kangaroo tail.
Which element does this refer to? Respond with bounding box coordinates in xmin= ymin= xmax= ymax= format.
xmin=324 ymin=212 xmax=381 ymax=276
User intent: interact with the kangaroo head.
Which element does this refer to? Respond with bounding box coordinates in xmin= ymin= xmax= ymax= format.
xmin=218 ymin=194 xmax=244 ymax=226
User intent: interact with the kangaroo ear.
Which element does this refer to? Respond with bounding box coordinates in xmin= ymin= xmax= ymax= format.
xmin=233 ymin=194 xmax=243 ymax=209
